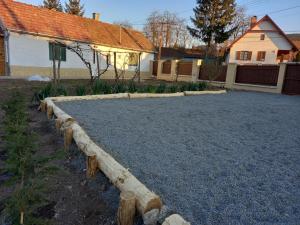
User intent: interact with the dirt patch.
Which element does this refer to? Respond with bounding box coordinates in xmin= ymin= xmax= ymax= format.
xmin=0 ymin=80 xmax=120 ymax=225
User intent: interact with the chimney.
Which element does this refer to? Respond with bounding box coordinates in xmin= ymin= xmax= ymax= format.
xmin=92 ymin=13 xmax=100 ymax=21
xmin=250 ymin=16 xmax=257 ymax=28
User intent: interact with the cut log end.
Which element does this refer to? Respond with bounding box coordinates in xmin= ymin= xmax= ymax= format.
xmin=40 ymin=101 xmax=47 ymax=112
xmin=47 ymin=105 xmax=53 ymax=119
xmin=86 ymin=155 xmax=99 ymax=178
xmin=139 ymin=196 xmax=162 ymax=215
xmin=117 ymin=191 xmax=136 ymax=225
xmin=64 ymin=127 xmax=73 ymax=150
xmin=55 ymin=119 xmax=63 ymax=132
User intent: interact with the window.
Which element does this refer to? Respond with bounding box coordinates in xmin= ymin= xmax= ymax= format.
xmin=257 ymin=51 xmax=266 ymax=61
xmin=236 ymin=51 xmax=252 ymax=61
xmin=128 ymin=53 xmax=139 ymax=66
xmin=49 ymin=43 xmax=66 ymax=61
xmin=260 ymin=34 xmax=265 ymax=40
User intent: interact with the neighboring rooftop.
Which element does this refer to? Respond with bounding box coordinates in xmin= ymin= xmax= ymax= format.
xmin=0 ymin=0 xmax=155 ymax=52
xmin=159 ymin=47 xmax=205 ymax=59
xmin=228 ymin=15 xmax=298 ymax=51
xmin=287 ymin=33 xmax=300 ymax=50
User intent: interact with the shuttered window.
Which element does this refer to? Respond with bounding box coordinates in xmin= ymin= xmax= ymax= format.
xmin=257 ymin=51 xmax=266 ymax=61
xmin=236 ymin=51 xmax=252 ymax=61
xmin=49 ymin=43 xmax=66 ymax=61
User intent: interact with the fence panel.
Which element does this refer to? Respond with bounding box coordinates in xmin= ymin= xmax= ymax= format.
xmin=199 ymin=65 xmax=227 ymax=82
xmin=152 ymin=61 xmax=158 ymax=76
xmin=235 ymin=65 xmax=279 ymax=86
xmin=162 ymin=61 xmax=171 ymax=74
xmin=177 ymin=61 xmax=193 ymax=76
xmin=282 ymin=64 xmax=300 ymax=95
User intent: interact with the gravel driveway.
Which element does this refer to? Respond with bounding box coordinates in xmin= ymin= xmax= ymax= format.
xmin=57 ymin=91 xmax=300 ymax=225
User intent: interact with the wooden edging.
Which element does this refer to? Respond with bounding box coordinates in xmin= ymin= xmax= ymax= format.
xmin=46 ymin=90 xmax=226 ymax=103
xmin=41 ymin=90 xmax=226 ymax=224
xmin=43 ymin=98 xmax=162 ymax=217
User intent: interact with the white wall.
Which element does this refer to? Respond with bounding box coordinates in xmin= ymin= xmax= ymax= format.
xmin=9 ymin=32 xmax=154 ymax=73
xmin=228 ymin=20 xmax=292 ymax=64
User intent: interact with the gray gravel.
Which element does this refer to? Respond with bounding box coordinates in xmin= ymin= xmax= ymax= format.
xmin=57 ymin=91 xmax=300 ymax=225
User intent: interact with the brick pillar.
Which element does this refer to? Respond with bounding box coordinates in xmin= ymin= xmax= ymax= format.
xmin=225 ymin=63 xmax=238 ymax=89
xmin=276 ymin=63 xmax=287 ymax=93
xmin=191 ymin=59 xmax=202 ymax=82
xmin=156 ymin=60 xmax=164 ymax=80
xmin=171 ymin=60 xmax=178 ymax=81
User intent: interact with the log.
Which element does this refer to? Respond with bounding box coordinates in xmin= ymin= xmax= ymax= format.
xmin=129 ymin=93 xmax=184 ymax=99
xmin=162 ymin=214 xmax=190 ymax=225
xmin=86 ymin=155 xmax=99 ymax=177
xmin=64 ymin=127 xmax=73 ymax=150
xmin=70 ymin=122 xmax=162 ymax=214
xmin=117 ymin=191 xmax=136 ymax=225
xmin=47 ymin=93 xmax=129 ymax=102
xmin=47 ymin=105 xmax=53 ymax=119
xmin=184 ymin=90 xmax=226 ymax=96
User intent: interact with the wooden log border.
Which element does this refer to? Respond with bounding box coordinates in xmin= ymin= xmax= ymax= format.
xmin=41 ymin=90 xmax=226 ymax=224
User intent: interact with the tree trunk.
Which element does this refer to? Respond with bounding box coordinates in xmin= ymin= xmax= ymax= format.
xmin=57 ymin=58 xmax=61 ymax=84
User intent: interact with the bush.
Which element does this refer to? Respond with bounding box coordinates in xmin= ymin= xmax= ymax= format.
xmin=198 ymin=82 xmax=208 ymax=91
xmin=128 ymin=81 xmax=137 ymax=93
xmin=155 ymin=83 xmax=167 ymax=93
xmin=179 ymin=83 xmax=188 ymax=92
xmin=186 ymin=82 xmax=198 ymax=91
xmin=32 ymin=83 xmax=53 ymax=103
xmin=138 ymin=85 xmax=156 ymax=93
xmin=113 ymin=82 xmax=127 ymax=93
xmin=75 ymin=85 xmax=87 ymax=96
xmin=92 ymin=80 xmax=112 ymax=94
xmin=166 ymin=85 xmax=178 ymax=93
xmin=54 ymin=84 xmax=67 ymax=96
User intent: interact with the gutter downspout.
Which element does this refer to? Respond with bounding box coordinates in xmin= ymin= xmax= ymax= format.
xmin=4 ymin=29 xmax=10 ymax=76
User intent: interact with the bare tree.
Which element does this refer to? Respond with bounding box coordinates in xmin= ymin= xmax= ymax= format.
xmin=230 ymin=6 xmax=250 ymax=40
xmin=54 ymin=41 xmax=111 ymax=83
xmin=143 ymin=11 xmax=192 ymax=49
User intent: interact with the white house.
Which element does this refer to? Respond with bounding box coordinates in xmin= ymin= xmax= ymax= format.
xmin=227 ymin=15 xmax=298 ymax=64
xmin=0 ymin=0 xmax=155 ymax=79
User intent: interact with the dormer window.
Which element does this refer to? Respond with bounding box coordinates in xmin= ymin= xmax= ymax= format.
xmin=260 ymin=34 xmax=265 ymax=40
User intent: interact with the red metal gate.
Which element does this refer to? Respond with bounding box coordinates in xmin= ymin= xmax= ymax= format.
xmin=235 ymin=65 xmax=279 ymax=86
xmin=199 ymin=65 xmax=227 ymax=82
xmin=282 ymin=64 xmax=300 ymax=95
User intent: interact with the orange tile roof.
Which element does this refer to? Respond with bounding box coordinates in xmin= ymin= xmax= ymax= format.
xmin=0 ymin=0 xmax=155 ymax=52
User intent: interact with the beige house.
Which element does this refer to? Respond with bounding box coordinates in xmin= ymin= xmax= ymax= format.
xmin=227 ymin=15 xmax=298 ymax=64
xmin=0 ymin=0 xmax=155 ymax=79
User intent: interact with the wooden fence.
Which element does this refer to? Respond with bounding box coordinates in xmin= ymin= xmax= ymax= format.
xmin=162 ymin=61 xmax=172 ymax=74
xmin=282 ymin=64 xmax=300 ymax=95
xmin=199 ymin=65 xmax=227 ymax=82
xmin=177 ymin=61 xmax=193 ymax=76
xmin=152 ymin=61 xmax=158 ymax=76
xmin=235 ymin=65 xmax=279 ymax=86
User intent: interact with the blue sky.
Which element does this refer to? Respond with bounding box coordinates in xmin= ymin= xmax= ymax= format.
xmin=19 ymin=0 xmax=300 ymax=33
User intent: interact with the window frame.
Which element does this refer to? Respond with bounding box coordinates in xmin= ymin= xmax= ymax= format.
xmin=257 ymin=51 xmax=266 ymax=61
xmin=236 ymin=51 xmax=252 ymax=61
xmin=260 ymin=34 xmax=265 ymax=40
xmin=128 ymin=53 xmax=139 ymax=66
xmin=49 ymin=43 xmax=66 ymax=62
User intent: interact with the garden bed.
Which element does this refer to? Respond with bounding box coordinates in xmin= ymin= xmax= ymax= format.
xmin=55 ymin=91 xmax=300 ymax=225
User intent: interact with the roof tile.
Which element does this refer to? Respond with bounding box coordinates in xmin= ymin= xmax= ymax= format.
xmin=0 ymin=0 xmax=155 ymax=52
